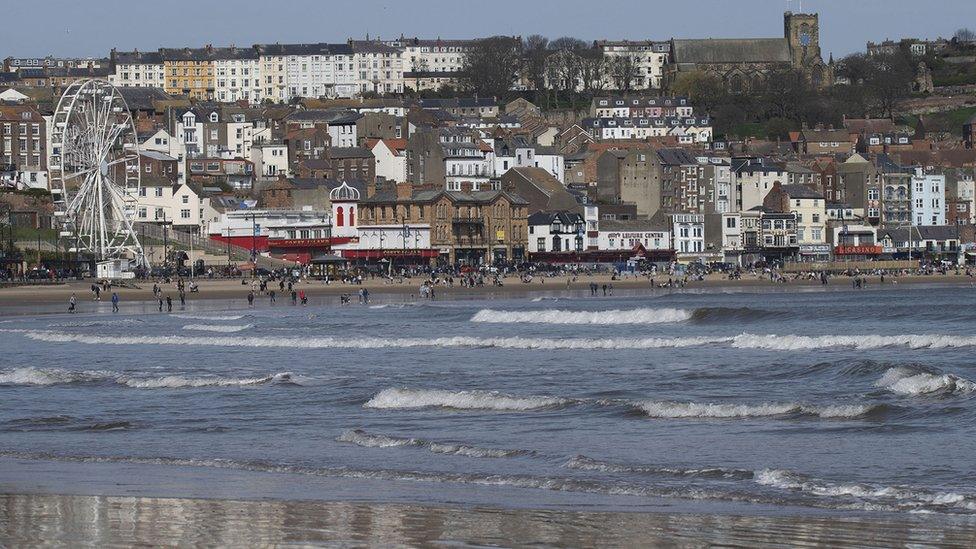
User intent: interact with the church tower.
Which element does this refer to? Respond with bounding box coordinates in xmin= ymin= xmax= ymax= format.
xmin=784 ymin=12 xmax=821 ymax=69
xmin=784 ymin=11 xmax=830 ymax=87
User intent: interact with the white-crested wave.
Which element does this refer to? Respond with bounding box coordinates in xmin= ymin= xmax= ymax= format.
xmin=172 ymin=314 xmax=245 ymax=321
xmin=20 ymin=331 xmax=730 ymax=350
xmin=182 ymin=324 xmax=253 ymax=333
xmin=337 ymin=429 xmax=529 ymax=458
xmin=876 ymin=367 xmax=976 ymax=396
xmin=471 ymin=307 xmax=692 ymax=325
xmin=755 ymin=469 xmax=976 ymax=512
xmin=24 ymin=329 xmax=976 ymax=351
xmin=564 ymin=455 xmax=753 ymax=479
xmin=47 ymin=319 xmax=144 ymax=328
xmin=731 ymin=333 xmax=976 ymax=350
xmin=364 ymin=388 xmax=571 ymax=411
xmin=630 ymin=400 xmax=877 ymax=419
xmin=0 ymin=367 xmax=298 ymax=388
xmin=0 ymin=367 xmax=111 ymax=386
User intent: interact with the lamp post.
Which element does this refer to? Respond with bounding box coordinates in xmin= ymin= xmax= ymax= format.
xmin=162 ymin=211 xmax=169 ymax=269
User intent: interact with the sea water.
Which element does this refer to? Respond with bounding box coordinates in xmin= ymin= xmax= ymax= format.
xmin=2 ymin=285 xmax=976 ymax=528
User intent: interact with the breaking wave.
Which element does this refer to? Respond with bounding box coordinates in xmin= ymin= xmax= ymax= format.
xmin=20 ymin=331 xmax=730 ymax=350
xmin=564 ymin=455 xmax=754 ymax=480
xmin=172 ymin=314 xmax=245 ymax=321
xmin=628 ymin=400 xmax=880 ymax=420
xmin=182 ymin=324 xmax=254 ymax=333
xmin=47 ymin=319 xmax=144 ymax=328
xmin=0 ymin=367 xmax=299 ymax=389
xmin=5 ymin=451 xmax=974 ymax=514
xmin=755 ymin=469 xmax=976 ymax=512
xmin=337 ymin=429 xmax=531 ymax=458
xmin=0 ymin=367 xmax=111 ymax=386
xmin=876 ymin=367 xmax=976 ymax=397
xmin=364 ymin=388 xmax=571 ymax=411
xmin=470 ymin=308 xmax=692 ymax=325
xmin=23 ymin=330 xmax=976 ymax=352
xmin=730 ymin=334 xmax=976 ymax=350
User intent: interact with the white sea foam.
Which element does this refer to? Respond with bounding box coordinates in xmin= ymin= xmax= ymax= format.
xmin=563 ymin=455 xmax=753 ymax=479
xmin=631 ymin=400 xmax=875 ymax=419
xmin=337 ymin=429 xmax=527 ymax=458
xmin=364 ymin=388 xmax=571 ymax=411
xmin=182 ymin=324 xmax=254 ymax=333
xmin=172 ymin=314 xmax=245 ymax=321
xmin=121 ymin=372 xmax=293 ymax=388
xmin=0 ymin=367 xmax=297 ymax=388
xmin=755 ymin=469 xmax=976 ymax=511
xmin=21 ymin=330 xmax=732 ymax=350
xmin=731 ymin=333 xmax=976 ymax=350
xmin=875 ymin=367 xmax=976 ymax=396
xmin=0 ymin=367 xmax=109 ymax=386
xmin=471 ymin=307 xmax=692 ymax=325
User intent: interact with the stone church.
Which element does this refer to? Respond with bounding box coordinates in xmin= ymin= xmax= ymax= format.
xmin=664 ymin=12 xmax=833 ymax=91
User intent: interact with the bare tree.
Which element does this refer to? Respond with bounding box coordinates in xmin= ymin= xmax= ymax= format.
xmin=523 ymin=35 xmax=550 ymax=94
xmin=608 ymin=54 xmax=640 ymax=92
xmin=461 ymin=36 xmax=523 ymax=98
xmin=955 ymin=28 xmax=976 ymax=43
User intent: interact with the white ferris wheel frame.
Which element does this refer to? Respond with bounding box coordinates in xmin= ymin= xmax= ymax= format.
xmin=50 ymin=78 xmax=147 ymax=267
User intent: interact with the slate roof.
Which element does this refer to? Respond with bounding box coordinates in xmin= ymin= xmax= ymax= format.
xmin=671 ymin=38 xmax=790 ymax=64
xmin=256 ymin=43 xmax=353 ymax=56
xmin=779 ymin=184 xmax=823 ymax=199
xmin=528 ymin=210 xmax=584 ymax=226
xmin=329 ymin=147 xmax=373 ymax=159
xmin=117 ymin=87 xmax=172 ymax=110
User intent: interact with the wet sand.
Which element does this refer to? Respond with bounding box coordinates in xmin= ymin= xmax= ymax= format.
xmin=2 ymin=492 xmax=974 ymax=547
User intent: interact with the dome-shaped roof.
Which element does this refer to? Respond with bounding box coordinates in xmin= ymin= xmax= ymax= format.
xmin=329 ymin=182 xmax=360 ymax=202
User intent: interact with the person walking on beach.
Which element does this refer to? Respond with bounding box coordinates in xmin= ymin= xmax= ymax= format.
xmin=602 ymin=284 xmax=607 ymax=296
xmin=158 ymin=296 xmax=164 ymax=312
xmin=68 ymin=294 xmax=76 ymax=313
xmin=362 ymin=288 xmax=369 ymax=304
xmin=269 ymin=290 xmax=276 ymax=304
xmin=247 ymin=290 xmax=254 ymax=307
xmin=111 ymin=292 xmax=119 ymax=313
xmin=166 ymin=295 xmax=173 ymax=312
xmin=608 ymin=284 xmax=613 ymax=296
xmin=300 ymin=289 xmax=307 ymax=306
xmin=179 ymin=289 xmax=186 ymax=308
xmin=291 ymin=289 xmax=298 ymax=305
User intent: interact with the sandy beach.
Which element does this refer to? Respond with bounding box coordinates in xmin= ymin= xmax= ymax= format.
xmin=2 ymin=271 xmax=974 ymax=313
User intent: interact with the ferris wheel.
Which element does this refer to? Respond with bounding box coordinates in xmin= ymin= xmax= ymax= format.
xmin=50 ymin=79 xmax=146 ymax=266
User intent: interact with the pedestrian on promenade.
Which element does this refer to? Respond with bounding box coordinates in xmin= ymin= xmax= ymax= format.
xmin=111 ymin=292 xmax=119 ymax=313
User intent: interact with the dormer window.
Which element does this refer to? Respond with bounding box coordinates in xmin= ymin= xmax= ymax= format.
xmin=209 ymin=112 xmax=218 ymax=123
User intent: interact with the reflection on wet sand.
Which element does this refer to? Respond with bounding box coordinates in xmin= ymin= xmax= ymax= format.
xmin=1 ymin=493 xmax=974 ymax=547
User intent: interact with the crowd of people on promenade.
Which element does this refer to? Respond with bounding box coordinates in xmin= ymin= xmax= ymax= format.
xmin=58 ymin=257 xmax=976 ymax=314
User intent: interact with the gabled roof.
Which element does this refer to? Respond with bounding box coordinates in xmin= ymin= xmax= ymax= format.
xmin=528 ymin=210 xmax=584 ymax=226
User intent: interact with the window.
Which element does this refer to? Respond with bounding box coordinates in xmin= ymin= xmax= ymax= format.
xmin=155 ymin=188 xmax=163 ymax=197
xmin=726 ymin=217 xmax=736 ymax=228
xmin=536 ymin=238 xmax=546 ymax=251
xmin=182 ymin=195 xmax=189 ymax=204
xmin=180 ymin=209 xmax=190 ymax=219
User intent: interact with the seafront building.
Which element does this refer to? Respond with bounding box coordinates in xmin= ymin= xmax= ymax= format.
xmin=2 ymin=9 xmax=975 ymax=271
